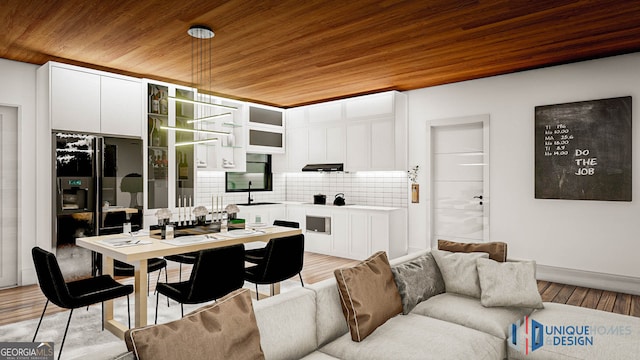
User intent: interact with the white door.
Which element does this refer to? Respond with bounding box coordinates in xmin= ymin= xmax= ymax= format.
xmin=0 ymin=106 xmax=18 ymax=288
xmin=427 ymin=115 xmax=489 ymax=247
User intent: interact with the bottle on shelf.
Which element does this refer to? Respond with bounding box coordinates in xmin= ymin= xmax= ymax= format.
xmin=151 ymin=86 xmax=160 ymax=114
xmin=159 ymin=90 xmax=168 ymax=115
xmin=178 ymin=152 xmax=189 ymax=180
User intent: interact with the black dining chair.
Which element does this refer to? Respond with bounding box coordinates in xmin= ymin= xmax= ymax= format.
xmin=114 ymin=258 xmax=168 ymax=296
xmin=155 ymin=244 xmax=245 ymax=323
xmin=245 ymin=219 xmax=300 ymax=264
xmin=31 ymin=247 xmax=133 ymax=360
xmin=164 ymin=252 xmax=198 ymax=281
xmin=244 ymin=234 xmax=305 ymax=300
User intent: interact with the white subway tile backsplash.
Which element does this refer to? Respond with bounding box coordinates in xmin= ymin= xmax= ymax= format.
xmin=196 ymin=170 xmax=408 ymax=208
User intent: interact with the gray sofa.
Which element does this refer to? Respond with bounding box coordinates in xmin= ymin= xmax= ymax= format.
xmin=253 ymin=250 xmax=640 ymax=360
xmin=120 ymin=250 xmax=640 ymax=359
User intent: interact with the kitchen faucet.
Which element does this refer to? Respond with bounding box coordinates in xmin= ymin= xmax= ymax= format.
xmin=248 ymin=181 xmax=253 ymax=204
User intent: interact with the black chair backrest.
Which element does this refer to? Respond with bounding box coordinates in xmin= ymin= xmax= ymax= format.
xmin=188 ymin=244 xmax=245 ymax=302
xmin=273 ymin=220 xmax=300 ymax=229
xmin=31 ymin=247 xmax=73 ymax=308
xmin=257 ymin=234 xmax=305 ymax=283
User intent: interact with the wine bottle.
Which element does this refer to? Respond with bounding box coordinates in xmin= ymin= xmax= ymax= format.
xmin=151 ymin=87 xmax=160 ymax=114
xmin=159 ymin=90 xmax=168 ymax=115
xmin=179 ymin=152 xmax=189 ymax=179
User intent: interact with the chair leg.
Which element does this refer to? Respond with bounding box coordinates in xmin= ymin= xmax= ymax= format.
xmin=155 ymin=292 xmax=160 ymax=325
xmin=58 ymin=308 xmax=74 ymax=360
xmin=299 ymin=273 xmax=305 ymax=287
xmin=180 ymin=303 xmax=184 ymax=318
xmin=154 ymin=267 xmax=162 ymax=295
xmin=101 ymin=302 xmax=104 ymax=331
xmin=32 ymin=300 xmax=49 ymax=342
xmin=165 ymin=268 xmax=169 ymax=307
xmin=255 ymin=284 xmax=259 ymax=300
xmin=127 ymin=295 xmax=131 ymax=329
xmin=178 ymin=263 xmax=182 ymax=282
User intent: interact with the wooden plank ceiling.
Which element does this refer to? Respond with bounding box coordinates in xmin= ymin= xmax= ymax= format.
xmin=2 ymin=0 xmax=640 ymax=107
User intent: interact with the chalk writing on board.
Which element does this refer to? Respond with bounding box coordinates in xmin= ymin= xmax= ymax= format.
xmin=534 ymin=96 xmax=631 ymax=201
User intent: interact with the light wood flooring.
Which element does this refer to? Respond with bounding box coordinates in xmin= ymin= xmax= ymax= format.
xmin=1 ymin=253 xmax=638 ymax=328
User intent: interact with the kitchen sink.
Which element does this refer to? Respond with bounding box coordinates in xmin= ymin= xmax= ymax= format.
xmin=237 ymin=202 xmax=280 ymax=206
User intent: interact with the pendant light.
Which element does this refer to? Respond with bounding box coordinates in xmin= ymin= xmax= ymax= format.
xmin=172 ymin=25 xmax=237 ymax=147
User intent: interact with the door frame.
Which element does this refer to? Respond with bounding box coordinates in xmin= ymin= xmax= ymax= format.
xmin=426 ymin=114 xmax=490 ymax=248
xmin=0 ymin=105 xmax=20 ymax=288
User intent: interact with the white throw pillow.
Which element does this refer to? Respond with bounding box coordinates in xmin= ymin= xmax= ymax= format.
xmin=476 ymin=258 xmax=544 ymax=309
xmin=431 ymin=249 xmax=488 ymax=298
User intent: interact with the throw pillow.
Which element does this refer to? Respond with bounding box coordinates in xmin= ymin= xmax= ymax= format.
xmin=438 ymin=239 xmax=508 ymax=262
xmin=431 ymin=249 xmax=488 ymax=298
xmin=391 ymin=253 xmax=445 ymax=314
xmin=334 ymin=251 xmax=403 ymax=342
xmin=125 ymin=288 xmax=265 ymax=360
xmin=477 ymin=258 xmax=544 ymax=309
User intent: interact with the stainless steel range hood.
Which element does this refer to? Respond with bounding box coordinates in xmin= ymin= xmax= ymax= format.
xmin=301 ymin=163 xmax=344 ymax=172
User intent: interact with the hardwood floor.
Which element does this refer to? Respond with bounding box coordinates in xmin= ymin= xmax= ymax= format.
xmin=538 ymin=281 xmax=640 ymax=317
xmin=1 ymin=253 xmax=638 ymax=328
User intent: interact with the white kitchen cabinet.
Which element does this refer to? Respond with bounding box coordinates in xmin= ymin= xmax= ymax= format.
xmin=43 ymin=62 xmax=143 ymax=137
xmin=345 ymin=92 xmax=395 ymax=119
xmin=286 ymin=127 xmax=309 ymax=172
xmin=292 ymin=204 xmax=407 ymax=260
xmin=330 ymin=211 xmax=349 ymax=257
xmin=236 ymin=204 xmax=286 ymax=226
xmin=307 ymin=102 xmax=342 ymax=123
xmin=50 ymin=66 xmax=101 ymax=133
xmin=101 ymin=76 xmax=143 ymax=137
xmin=370 ymin=119 xmax=396 ymax=169
xmin=193 ymin=96 xmax=246 ymax=172
xmin=247 ymin=105 xmax=285 ymax=154
xmin=308 ymin=125 xmax=345 ymax=164
xmin=286 ymin=204 xmax=306 ymax=226
xmin=345 ymin=122 xmax=370 ymax=170
xmin=348 ymin=211 xmax=370 ymax=259
xmin=280 ymin=91 xmax=406 ymax=172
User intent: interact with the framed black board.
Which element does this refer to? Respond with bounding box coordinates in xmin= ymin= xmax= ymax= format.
xmin=534 ymin=96 xmax=632 ymax=201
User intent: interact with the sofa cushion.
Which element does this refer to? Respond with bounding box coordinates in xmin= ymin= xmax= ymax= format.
xmin=507 ymin=302 xmax=640 ymax=359
xmin=253 ymin=287 xmax=318 ymax=360
xmin=412 ymin=292 xmax=533 ymax=339
xmin=477 ymin=258 xmax=544 ymax=309
xmin=391 ymin=252 xmax=445 ymax=314
xmin=431 ymin=249 xmax=488 ymax=298
xmin=334 ymin=251 xmax=403 ymax=342
xmin=438 ymin=239 xmax=508 ymax=262
xmin=125 ymin=288 xmax=264 ymax=360
xmin=308 ymin=278 xmax=350 ymax=347
xmin=320 ymin=313 xmax=505 ymax=360
xmin=299 ymin=352 xmax=341 ymax=360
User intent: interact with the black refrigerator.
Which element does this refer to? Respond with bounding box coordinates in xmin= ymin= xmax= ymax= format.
xmin=53 ymin=132 xmax=143 ymax=280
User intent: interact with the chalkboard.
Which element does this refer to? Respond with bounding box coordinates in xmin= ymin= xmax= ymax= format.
xmin=535 ymin=96 xmax=632 ymax=201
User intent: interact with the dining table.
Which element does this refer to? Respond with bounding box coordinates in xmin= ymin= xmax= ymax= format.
xmin=76 ymin=225 xmax=302 ymax=339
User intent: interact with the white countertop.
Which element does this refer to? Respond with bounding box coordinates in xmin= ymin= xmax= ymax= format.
xmin=267 ymin=201 xmax=404 ymax=211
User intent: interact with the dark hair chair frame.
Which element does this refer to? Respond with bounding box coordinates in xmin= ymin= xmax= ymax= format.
xmin=155 ymin=244 xmax=245 ymax=323
xmin=244 ymin=234 xmax=305 ymax=300
xmin=31 ymin=247 xmax=133 ymax=360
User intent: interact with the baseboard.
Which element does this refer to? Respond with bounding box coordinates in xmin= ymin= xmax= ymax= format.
xmin=536 ymin=264 xmax=640 ymax=296
xmin=21 ymin=268 xmax=37 ymax=286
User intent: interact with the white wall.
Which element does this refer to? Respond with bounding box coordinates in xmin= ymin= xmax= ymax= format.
xmin=0 ymin=58 xmax=39 ymax=285
xmin=407 ymin=53 xmax=640 ymax=285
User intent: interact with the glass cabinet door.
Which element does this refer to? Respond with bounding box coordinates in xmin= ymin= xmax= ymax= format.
xmin=147 ymin=83 xmax=169 ymax=209
xmin=175 ymin=88 xmax=195 ymax=205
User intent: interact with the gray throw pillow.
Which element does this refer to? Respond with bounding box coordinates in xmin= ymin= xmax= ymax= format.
xmin=477 ymin=258 xmax=544 ymax=309
xmin=431 ymin=249 xmax=488 ymax=298
xmin=391 ymin=253 xmax=445 ymax=314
